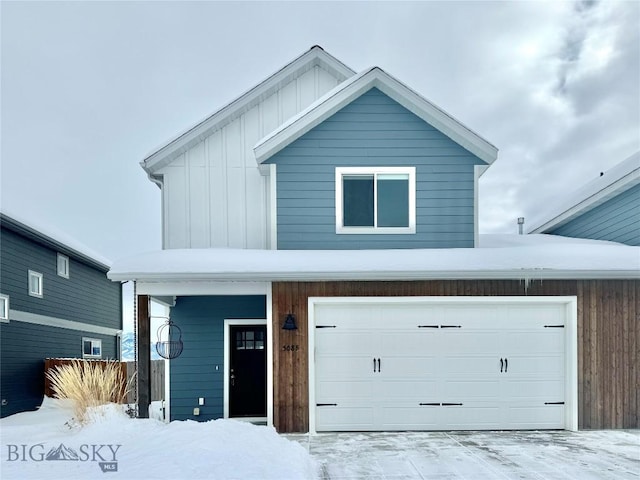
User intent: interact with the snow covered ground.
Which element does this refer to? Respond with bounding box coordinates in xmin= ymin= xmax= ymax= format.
xmin=0 ymin=398 xmax=318 ymax=479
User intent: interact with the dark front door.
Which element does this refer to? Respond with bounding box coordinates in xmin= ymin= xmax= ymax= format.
xmin=230 ymin=325 xmax=267 ymax=417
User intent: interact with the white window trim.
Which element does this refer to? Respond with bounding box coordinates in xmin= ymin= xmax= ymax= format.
xmin=335 ymin=166 xmax=416 ymax=234
xmin=0 ymin=294 xmax=9 ymax=322
xmin=57 ymin=253 xmax=69 ymax=278
xmin=28 ymin=270 xmax=43 ymax=298
xmin=82 ymin=338 xmax=102 ymax=359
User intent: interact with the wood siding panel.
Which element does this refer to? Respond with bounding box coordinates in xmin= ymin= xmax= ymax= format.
xmin=272 ymin=280 xmax=640 ymax=432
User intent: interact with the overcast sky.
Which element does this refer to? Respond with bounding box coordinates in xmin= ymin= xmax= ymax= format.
xmin=2 ymin=0 xmax=639 ymax=261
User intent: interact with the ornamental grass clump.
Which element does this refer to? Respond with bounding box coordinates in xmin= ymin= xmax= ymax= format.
xmin=46 ymin=360 xmax=131 ymax=425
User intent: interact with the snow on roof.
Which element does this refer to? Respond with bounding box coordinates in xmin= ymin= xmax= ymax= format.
xmin=141 ymin=46 xmax=355 ymax=175
xmin=528 ymin=151 xmax=640 ymax=233
xmin=254 ymin=66 xmax=498 ymax=166
xmin=1 ymin=209 xmax=111 ymax=269
xmin=108 ymin=234 xmax=639 ymax=283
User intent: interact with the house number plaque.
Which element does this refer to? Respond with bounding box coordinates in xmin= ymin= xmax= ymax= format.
xmin=282 ymin=344 xmax=300 ymax=352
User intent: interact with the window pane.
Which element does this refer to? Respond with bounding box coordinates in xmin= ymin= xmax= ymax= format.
xmin=377 ymin=175 xmax=409 ymax=227
xmin=92 ymin=345 xmax=101 ymax=356
xmin=343 ymin=175 xmax=374 ymax=226
xmin=83 ymin=341 xmax=92 ymax=355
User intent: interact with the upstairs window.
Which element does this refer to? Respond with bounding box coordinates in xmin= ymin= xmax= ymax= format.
xmin=0 ymin=294 xmax=8 ymax=322
xmin=83 ymin=338 xmax=102 ymax=358
xmin=28 ymin=271 xmax=43 ymax=298
xmin=336 ymin=167 xmax=416 ymax=234
xmin=57 ymin=254 xmax=69 ymax=278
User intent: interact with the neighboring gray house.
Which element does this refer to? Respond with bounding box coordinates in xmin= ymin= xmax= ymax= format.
xmin=0 ymin=211 xmax=122 ymax=417
xmin=109 ymin=46 xmax=639 ymax=433
xmin=528 ymin=151 xmax=640 ymax=245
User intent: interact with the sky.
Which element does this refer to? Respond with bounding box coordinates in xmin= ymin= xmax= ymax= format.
xmin=1 ymin=1 xmax=639 ymax=328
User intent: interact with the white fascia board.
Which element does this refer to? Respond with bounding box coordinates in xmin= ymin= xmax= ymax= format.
xmin=115 ymin=269 xmax=639 ymax=283
xmin=135 ymin=280 xmax=271 ymax=296
xmin=142 ymin=47 xmax=355 ymax=175
xmin=254 ymin=67 xmax=498 ymax=166
xmin=529 ymin=167 xmax=640 ymax=234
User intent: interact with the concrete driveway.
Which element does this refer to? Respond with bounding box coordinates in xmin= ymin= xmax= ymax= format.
xmin=288 ymin=430 xmax=639 ymax=479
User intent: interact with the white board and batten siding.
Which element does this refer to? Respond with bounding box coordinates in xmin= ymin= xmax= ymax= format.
xmin=157 ymin=66 xmax=342 ymax=250
xmin=309 ymin=297 xmax=578 ymax=433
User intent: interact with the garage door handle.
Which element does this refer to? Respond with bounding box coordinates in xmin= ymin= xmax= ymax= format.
xmin=378 ymin=358 xmax=381 ymax=372
xmin=500 ymin=358 xmax=504 ymax=372
xmin=373 ymin=358 xmax=377 ymax=372
xmin=505 ymin=358 xmax=508 ymax=373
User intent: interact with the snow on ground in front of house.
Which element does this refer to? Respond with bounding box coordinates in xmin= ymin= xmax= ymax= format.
xmin=0 ymin=398 xmax=318 ymax=480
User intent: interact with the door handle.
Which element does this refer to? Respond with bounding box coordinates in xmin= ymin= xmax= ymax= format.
xmin=377 ymin=358 xmax=381 ymax=373
xmin=230 ymin=373 xmax=235 ymax=387
xmin=505 ymin=358 xmax=508 ymax=373
xmin=500 ymin=358 xmax=503 ymax=373
xmin=373 ymin=358 xmax=377 ymax=373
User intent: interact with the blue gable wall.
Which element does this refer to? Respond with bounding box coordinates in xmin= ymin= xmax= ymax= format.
xmin=168 ymin=296 xmax=266 ymax=422
xmin=267 ymin=88 xmax=486 ymax=249
xmin=548 ymin=184 xmax=640 ymax=246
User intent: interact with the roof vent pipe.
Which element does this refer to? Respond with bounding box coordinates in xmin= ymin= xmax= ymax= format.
xmin=517 ymin=217 xmax=525 ymax=235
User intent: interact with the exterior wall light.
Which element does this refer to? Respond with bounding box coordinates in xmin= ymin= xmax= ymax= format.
xmin=282 ymin=313 xmax=297 ymax=330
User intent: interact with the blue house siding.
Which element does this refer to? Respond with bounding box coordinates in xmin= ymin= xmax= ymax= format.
xmin=0 ymin=322 xmax=118 ymax=417
xmin=549 ymin=184 xmax=640 ymax=246
xmin=168 ymin=296 xmax=266 ymax=422
xmin=0 ymin=228 xmax=121 ymax=330
xmin=267 ymin=88 xmax=485 ymax=249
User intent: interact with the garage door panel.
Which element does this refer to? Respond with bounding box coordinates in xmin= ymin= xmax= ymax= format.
xmin=442 ymin=379 xmax=500 ymax=399
xmin=379 ymin=331 xmax=440 ymax=355
xmin=505 ymin=404 xmax=564 ymax=429
xmin=316 ymin=331 xmax=375 ymax=354
xmin=505 ymin=305 xmax=565 ymax=327
xmin=379 ymin=405 xmax=440 ymax=430
xmin=504 ymin=330 xmax=564 ymax=353
xmin=376 ymin=380 xmax=439 ymax=399
xmin=313 ymin=299 xmax=568 ymax=432
xmin=376 ymin=356 xmax=439 ymax=376
xmin=316 ymin=406 xmax=375 ymax=431
xmin=445 ymin=355 xmax=499 ymax=375
xmin=503 ymin=354 xmax=564 ymax=376
xmin=440 ymin=331 xmax=499 ymax=353
xmin=316 ymin=380 xmax=374 ymax=402
xmin=500 ymin=379 xmax=564 ymax=399
xmin=316 ymin=355 xmax=375 ymax=380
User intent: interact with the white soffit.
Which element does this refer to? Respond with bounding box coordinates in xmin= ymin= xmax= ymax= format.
xmin=254 ymin=67 xmax=498 ymax=166
xmin=141 ymin=46 xmax=355 ymax=175
xmin=528 ymin=151 xmax=640 ymax=234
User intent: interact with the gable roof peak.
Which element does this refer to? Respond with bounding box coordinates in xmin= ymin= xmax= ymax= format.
xmin=141 ymin=46 xmax=355 ymax=175
xmin=254 ymin=66 xmax=498 ymax=166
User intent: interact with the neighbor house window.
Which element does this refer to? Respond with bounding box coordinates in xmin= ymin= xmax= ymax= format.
xmin=28 ymin=270 xmax=43 ymax=298
xmin=57 ymin=254 xmax=69 ymax=278
xmin=83 ymin=338 xmax=102 ymax=358
xmin=0 ymin=294 xmax=9 ymax=322
xmin=336 ymin=167 xmax=416 ymax=234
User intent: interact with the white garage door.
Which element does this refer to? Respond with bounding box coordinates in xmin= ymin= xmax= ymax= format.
xmin=312 ymin=299 xmax=571 ymax=431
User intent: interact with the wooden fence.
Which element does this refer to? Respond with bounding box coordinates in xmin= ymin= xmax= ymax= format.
xmin=44 ymin=358 xmax=165 ymax=403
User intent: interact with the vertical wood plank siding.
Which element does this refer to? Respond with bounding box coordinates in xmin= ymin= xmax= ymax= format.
xmin=272 ymin=280 xmax=639 ymax=432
